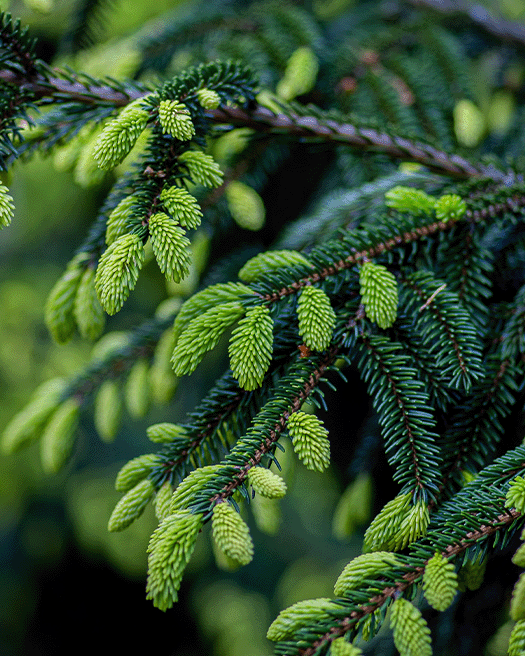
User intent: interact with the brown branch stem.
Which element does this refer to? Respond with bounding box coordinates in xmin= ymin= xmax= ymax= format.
xmin=261 ymin=191 xmax=525 ymax=305
xmin=0 ymin=68 xmax=142 ymax=106
xmin=301 ymin=507 xmax=521 ymax=656
xmin=0 ymin=63 xmax=515 ymax=184
xmin=264 ymin=217 xmax=455 ymax=303
xmin=207 ymin=106 xmax=516 ymax=183
xmin=211 ymin=349 xmax=337 ymax=504
xmin=208 ymin=312 xmax=364 ymax=506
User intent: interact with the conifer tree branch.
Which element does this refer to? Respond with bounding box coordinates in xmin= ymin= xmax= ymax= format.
xmin=299 ymin=506 xmax=522 ymax=656
xmin=207 ymin=105 xmax=515 ymax=182
xmin=160 ymin=377 xmax=250 ymax=480
xmin=0 ymin=67 xmax=144 ymax=106
xmin=261 ymin=215 xmax=454 ymax=303
xmin=434 ymin=357 xmax=515 ymax=503
xmin=211 ymin=352 xmax=337 ymax=504
xmin=6 ymin=3 xmax=525 ymax=649
xmin=186 ymin=312 xmax=362 ymax=514
xmin=359 ymin=333 xmax=435 ymax=495
xmin=394 ymin=315 xmax=456 ymax=410
xmin=456 ymin=229 xmax=476 ymax=302
xmin=257 ymin=188 xmax=525 ymax=305
xmin=270 ymin=446 xmax=525 ymax=654
xmin=400 ymin=275 xmax=468 ymax=378
xmin=158 ymin=300 xmax=361 ymax=484
xmin=1 ymin=56 xmax=513 ymax=184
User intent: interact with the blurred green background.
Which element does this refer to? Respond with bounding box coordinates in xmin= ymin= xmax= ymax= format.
xmin=0 ymin=2 xmax=365 ymax=654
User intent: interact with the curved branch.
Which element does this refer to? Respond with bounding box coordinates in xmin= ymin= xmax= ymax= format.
xmin=300 ymin=507 xmax=521 ymax=656
xmin=0 ymin=61 xmax=515 ymax=184
xmin=261 ymin=190 xmax=525 ymax=304
xmin=0 ymin=67 xmax=143 ymax=105
xmin=207 ymin=105 xmax=517 ymax=183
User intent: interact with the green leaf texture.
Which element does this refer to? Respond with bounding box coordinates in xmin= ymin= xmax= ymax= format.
xmin=297 ymin=286 xmax=336 ymax=351
xmin=172 ymin=301 xmax=246 ymax=376
xmin=228 ymin=305 xmax=273 ymax=390
xmin=390 ymin=598 xmax=432 ymax=656
xmin=287 ymin=410 xmax=330 ymax=471
xmin=146 ymin=510 xmax=203 ymax=611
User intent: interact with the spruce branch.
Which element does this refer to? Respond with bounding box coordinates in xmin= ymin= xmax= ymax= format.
xmin=156 ymin=312 xmax=354 ymax=484
xmin=6 ymin=3 xmax=525 ymax=651
xmin=398 ymin=270 xmax=483 ymax=392
xmin=3 ymin=60 xmax=486 ymax=180
xmin=257 ymin=186 xmax=525 ymax=305
xmin=209 ymin=350 xmax=338 ymax=505
xmin=0 ymin=67 xmax=144 ymax=106
xmin=296 ymin=507 xmax=522 ymax=656
xmin=1 ymin=310 xmax=178 ymax=458
xmin=155 ymin=373 xmax=252 ymax=482
xmin=0 ymin=40 xmax=517 ymax=189
xmin=288 ymin=445 xmax=525 ymax=656
xmin=206 ymin=105 xmax=515 ymax=182
xmin=185 ymin=311 xmax=363 ymax=515
xmin=358 ymin=333 xmax=441 ymax=498
xmin=436 ymin=355 xmax=518 ymax=501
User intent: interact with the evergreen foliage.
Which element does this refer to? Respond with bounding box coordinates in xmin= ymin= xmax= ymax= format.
xmin=148 ymin=212 xmax=192 ymax=282
xmin=225 ymin=180 xmax=266 ymax=230
xmin=287 ymin=410 xmax=331 ymax=472
xmin=114 ymin=453 xmax=161 ymax=493
xmin=297 ymin=285 xmax=336 ymax=351
xmin=247 ymin=466 xmax=287 ymax=499
xmin=334 ymin=551 xmax=400 ymax=597
xmin=45 ymin=254 xmax=87 ymax=343
xmin=146 ymin=510 xmax=203 ymax=611
xmin=4 ymin=1 xmax=525 ymax=654
xmin=267 ymin=598 xmax=335 ymax=642
xmin=107 ymin=477 xmax=155 ymax=532
xmin=92 ymin=96 xmax=151 ymax=169
xmin=390 ymin=598 xmax=432 ymax=656
xmin=1 ymin=378 xmax=67 ymax=454
xmin=228 ymin=304 xmax=274 ymax=390
xmin=95 ymin=233 xmax=146 ymax=314
xmin=422 ymin=552 xmax=458 ymax=611
xmin=159 ymin=186 xmax=203 ymax=229
xmin=211 ymin=501 xmax=254 ymax=567
xmin=457 ymin=553 xmax=487 ymax=592
xmin=359 ymin=261 xmax=398 ymax=329
xmin=73 ymin=264 xmax=105 ymax=340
